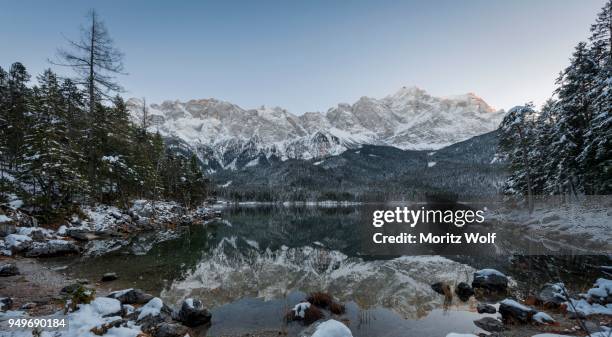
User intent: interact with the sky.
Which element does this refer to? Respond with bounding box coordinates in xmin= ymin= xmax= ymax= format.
xmin=0 ymin=0 xmax=606 ymax=114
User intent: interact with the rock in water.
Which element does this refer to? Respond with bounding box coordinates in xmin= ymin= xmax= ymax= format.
xmin=154 ymin=322 xmax=189 ymax=337
xmin=107 ymin=288 xmax=154 ymax=305
xmin=472 ymin=269 xmax=508 ymax=292
xmin=0 ymin=297 xmax=13 ymax=311
xmin=498 ymin=299 xmax=535 ymax=323
xmin=476 ymin=303 xmax=497 ymax=314
xmin=101 ymin=272 xmax=118 ymax=282
xmin=0 ymin=263 xmax=19 ymax=276
xmin=175 ymin=298 xmax=212 ymax=327
xmin=455 ymin=282 xmax=475 ymax=301
xmin=473 ymin=317 xmax=504 ymax=332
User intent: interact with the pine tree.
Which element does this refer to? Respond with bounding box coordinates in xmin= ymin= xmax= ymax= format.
xmin=22 ymin=70 xmax=87 ymax=219
xmin=4 ymin=63 xmax=30 ymax=171
xmin=549 ymin=42 xmax=598 ymax=194
xmin=498 ymin=104 xmax=537 ymax=211
xmin=580 ymin=0 xmax=612 ymax=194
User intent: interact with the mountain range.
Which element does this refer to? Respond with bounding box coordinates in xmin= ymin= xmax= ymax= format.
xmin=127 ymin=86 xmax=505 ymax=172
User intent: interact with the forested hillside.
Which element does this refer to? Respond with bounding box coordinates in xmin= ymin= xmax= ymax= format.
xmin=498 ymin=1 xmax=611 ymax=198
xmin=0 ymin=11 xmax=209 ymax=224
xmin=214 ymin=130 xmax=505 ymax=202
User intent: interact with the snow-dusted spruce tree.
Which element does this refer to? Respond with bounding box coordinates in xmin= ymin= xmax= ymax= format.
xmin=580 ymin=0 xmax=612 ymax=194
xmin=549 ymin=42 xmax=598 ymax=195
xmin=21 ymin=70 xmax=87 ymax=219
xmin=498 ymin=104 xmax=538 ymax=211
xmin=1 ymin=63 xmax=30 ymax=171
xmin=531 ymin=99 xmax=558 ymax=194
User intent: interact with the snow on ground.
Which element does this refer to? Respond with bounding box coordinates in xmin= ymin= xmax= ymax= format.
xmin=0 ymin=215 xmax=12 ymax=223
xmin=311 ymin=319 xmax=353 ymax=337
xmin=218 ymin=180 xmax=232 ymax=188
xmin=565 ymin=298 xmax=612 ymax=316
xmin=487 ymin=198 xmax=612 ymax=249
xmin=587 ymin=278 xmax=612 ymax=301
xmin=427 ymin=161 xmax=437 ymax=167
xmin=5 ymin=234 xmax=31 ymax=249
xmin=0 ymin=298 xmax=141 ymax=337
xmin=565 ymin=278 xmax=612 ymax=317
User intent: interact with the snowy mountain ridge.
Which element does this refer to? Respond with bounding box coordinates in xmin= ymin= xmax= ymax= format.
xmin=127 ymin=86 xmax=505 ymax=170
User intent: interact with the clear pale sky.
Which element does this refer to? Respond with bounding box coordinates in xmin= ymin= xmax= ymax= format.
xmin=0 ymin=0 xmax=606 ymax=113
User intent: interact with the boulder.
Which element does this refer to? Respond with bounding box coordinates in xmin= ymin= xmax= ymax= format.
xmin=537 ymin=283 xmax=567 ymax=307
xmin=473 ymin=317 xmax=504 ymax=332
xmin=107 ymin=288 xmax=154 ymax=305
xmin=472 ymin=269 xmax=508 ymax=292
xmin=0 ymin=263 xmax=19 ymax=276
xmin=101 ymin=272 xmax=118 ymax=282
xmin=476 ymin=303 xmax=497 ymax=314
xmin=0 ymin=297 xmax=13 ymax=311
xmin=455 ymin=282 xmax=475 ymax=301
xmin=4 ymin=234 xmax=32 ymax=252
xmin=154 ymin=322 xmax=189 ymax=337
xmin=498 ymin=299 xmax=535 ymax=323
xmin=0 ymin=223 xmax=17 ymax=237
xmin=31 ymin=230 xmax=45 ymax=241
xmin=175 ymin=298 xmax=212 ymax=327
xmin=25 ymin=240 xmax=80 ymax=257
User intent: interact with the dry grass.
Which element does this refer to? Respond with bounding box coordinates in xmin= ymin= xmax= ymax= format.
xmin=307 ymin=292 xmax=333 ymax=308
xmin=329 ymin=301 xmax=346 ymax=315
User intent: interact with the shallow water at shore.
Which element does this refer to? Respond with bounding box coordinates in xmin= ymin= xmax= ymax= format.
xmin=39 ymin=205 xmax=611 ymax=337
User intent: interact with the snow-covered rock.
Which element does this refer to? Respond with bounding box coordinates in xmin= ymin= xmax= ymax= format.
xmin=498 ymin=298 xmax=536 ymax=323
xmin=311 ymin=319 xmax=353 ymax=337
xmin=537 ymin=283 xmax=567 ymax=306
xmin=472 ymin=269 xmax=508 ymax=291
xmin=4 ymin=234 xmax=31 ymax=251
xmin=292 ymin=302 xmax=311 ymax=318
xmin=137 ymin=297 xmax=165 ymax=321
xmin=587 ymin=278 xmax=612 ymax=304
xmin=0 ymin=263 xmax=19 ymax=277
xmin=108 ymin=288 xmax=154 ymax=305
xmin=532 ymin=311 xmax=555 ymax=324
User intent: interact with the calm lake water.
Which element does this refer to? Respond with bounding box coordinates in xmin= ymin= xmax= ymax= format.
xmin=42 ymin=205 xmax=609 ymax=337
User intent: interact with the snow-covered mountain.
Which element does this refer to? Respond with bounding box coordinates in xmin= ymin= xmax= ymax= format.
xmin=127 ymin=86 xmax=505 ymax=171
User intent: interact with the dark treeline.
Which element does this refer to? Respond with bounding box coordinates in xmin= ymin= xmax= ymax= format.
xmin=498 ymin=1 xmax=611 ymax=200
xmin=0 ymin=11 xmax=208 ymax=223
